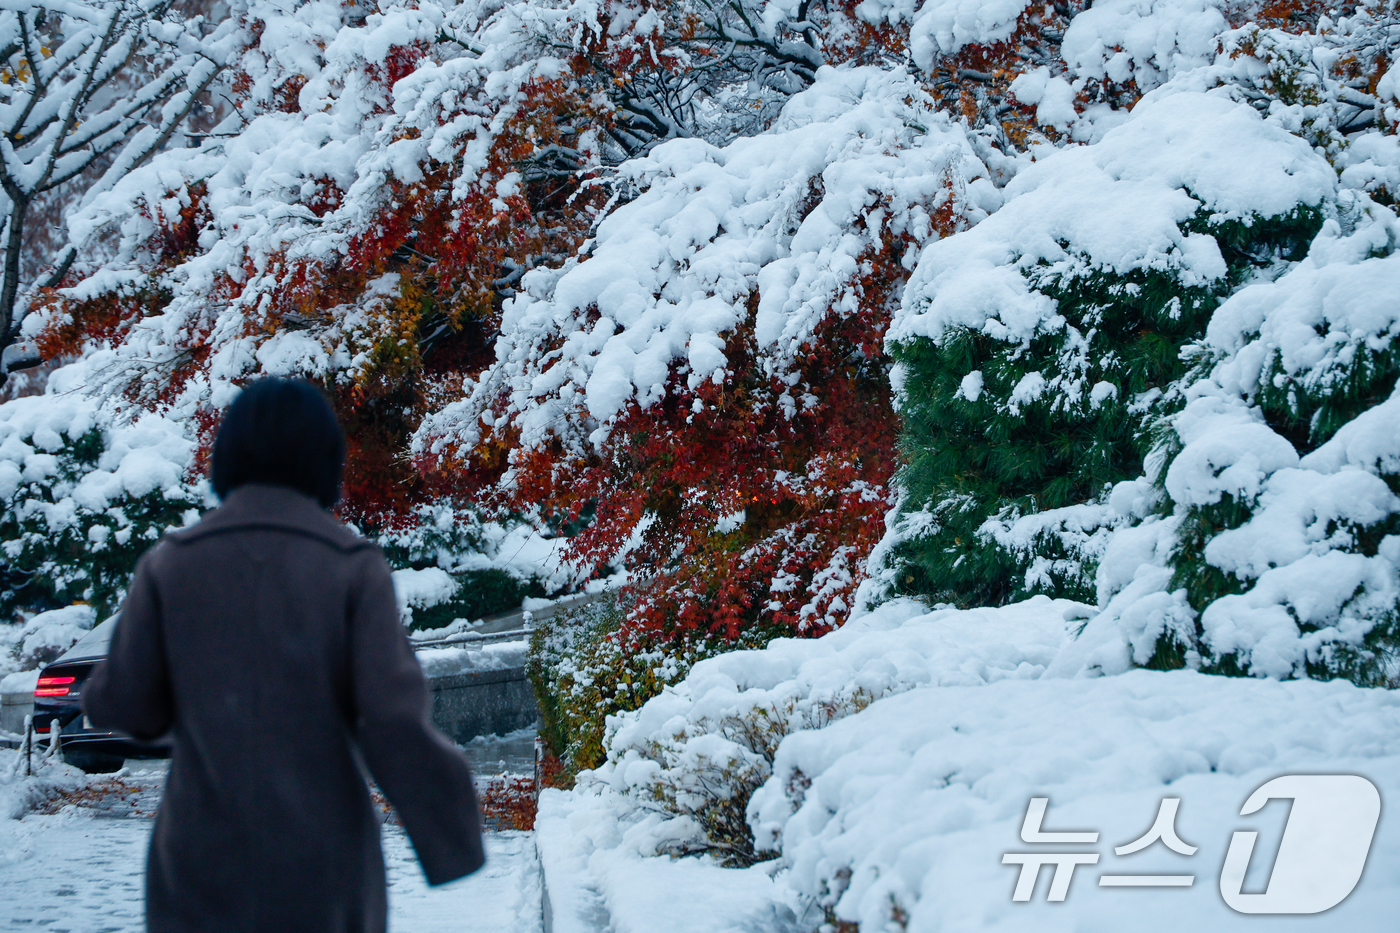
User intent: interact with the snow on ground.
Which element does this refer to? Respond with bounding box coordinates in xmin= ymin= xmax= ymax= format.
xmin=0 ymin=745 xmax=541 ymax=932
xmin=1 ymin=811 xmax=150 ymax=932
xmin=0 ymin=811 xmax=540 ymax=933
xmin=538 ymin=596 xmax=1400 ymax=932
xmin=385 ymin=829 xmax=541 ymax=933
xmin=539 ymin=788 xmax=807 ymax=933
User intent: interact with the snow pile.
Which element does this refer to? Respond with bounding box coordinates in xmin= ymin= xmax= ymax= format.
xmin=750 ymin=666 xmax=1400 ymax=931
xmin=544 ymin=596 xmax=1400 ymax=931
xmin=416 ymin=65 xmax=995 ymax=458
xmin=0 ymin=668 xmax=40 ymax=697
xmin=0 ymin=745 xmax=87 ymax=822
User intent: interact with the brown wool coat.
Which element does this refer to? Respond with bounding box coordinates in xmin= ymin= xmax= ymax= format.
xmin=84 ymin=484 xmax=485 ymax=933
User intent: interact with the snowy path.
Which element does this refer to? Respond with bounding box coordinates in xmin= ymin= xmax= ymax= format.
xmin=1 ymin=816 xmax=541 ymax=932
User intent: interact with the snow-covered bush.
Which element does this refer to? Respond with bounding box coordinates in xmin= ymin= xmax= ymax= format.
xmin=530 ymin=593 xmax=635 ymax=773
xmin=0 ymin=366 xmax=201 ymax=621
xmin=391 ymin=564 xmax=542 ymax=632
xmin=10 ymin=606 xmax=97 ymax=671
xmin=529 ymin=592 xmax=739 ymax=777
xmin=584 ymin=598 xmax=1071 ymax=862
xmin=553 ymin=596 xmax=1400 ymax=932
xmin=855 ymin=6 xmax=1400 ymax=687
xmin=377 ymin=503 xmax=578 ymax=631
xmin=884 ymin=89 xmax=1330 ymax=607
xmin=747 ymin=665 xmax=1400 ymax=931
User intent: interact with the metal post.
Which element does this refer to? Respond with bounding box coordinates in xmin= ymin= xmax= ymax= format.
xmin=23 ymin=713 xmax=31 ymax=777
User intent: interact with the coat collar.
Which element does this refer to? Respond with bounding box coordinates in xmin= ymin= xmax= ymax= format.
xmin=170 ymin=484 xmax=368 ymax=551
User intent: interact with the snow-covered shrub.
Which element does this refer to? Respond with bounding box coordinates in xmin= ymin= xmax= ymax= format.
xmin=884 ymin=90 xmax=1330 ymax=608
xmin=529 ymin=593 xmax=735 ymax=776
xmin=10 ymin=606 xmax=97 ymax=671
xmin=376 ymin=503 xmax=577 ymax=630
xmin=552 ymin=597 xmax=1400 ymax=932
xmin=392 ymin=565 xmax=539 ymax=632
xmin=877 ymin=8 xmax=1400 ymax=684
xmin=602 ymin=685 xmax=878 ymax=865
xmin=747 ymin=665 xmax=1400 ymax=931
xmin=583 ymin=598 xmax=1070 ymax=863
xmin=0 ymin=370 xmax=201 ymax=621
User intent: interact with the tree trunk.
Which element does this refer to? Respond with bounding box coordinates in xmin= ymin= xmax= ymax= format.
xmin=0 ymin=195 xmax=30 ymax=385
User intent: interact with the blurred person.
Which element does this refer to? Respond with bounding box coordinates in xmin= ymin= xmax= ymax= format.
xmin=84 ymin=378 xmax=484 ymax=933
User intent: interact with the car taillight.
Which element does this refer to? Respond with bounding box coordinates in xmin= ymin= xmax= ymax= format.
xmin=35 ymin=675 xmax=76 ymax=697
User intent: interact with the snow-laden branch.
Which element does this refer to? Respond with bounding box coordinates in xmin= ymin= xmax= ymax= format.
xmin=0 ymin=0 xmax=228 ymax=372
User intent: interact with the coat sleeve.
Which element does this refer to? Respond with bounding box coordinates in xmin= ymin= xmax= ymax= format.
xmin=83 ymin=549 xmax=175 ymax=741
xmin=347 ymin=547 xmax=485 ymax=885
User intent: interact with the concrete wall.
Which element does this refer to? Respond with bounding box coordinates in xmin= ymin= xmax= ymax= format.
xmin=427 ymin=667 xmax=539 ymax=744
xmin=2 ymin=665 xmax=539 ymax=749
xmin=1 ymin=691 xmax=32 ymax=738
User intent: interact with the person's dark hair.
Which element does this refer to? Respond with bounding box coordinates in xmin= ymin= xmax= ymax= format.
xmin=211 ymin=378 xmax=346 ymax=508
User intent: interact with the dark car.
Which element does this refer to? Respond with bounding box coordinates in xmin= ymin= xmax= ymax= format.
xmin=31 ymin=614 xmax=171 ymax=773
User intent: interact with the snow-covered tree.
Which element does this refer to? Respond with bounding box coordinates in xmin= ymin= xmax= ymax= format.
xmin=14 ymin=0 xmax=1399 ymax=699
xmin=0 ymin=0 xmax=225 ymax=379
xmin=885 ymin=90 xmax=1329 ymax=607
xmin=882 ymin=2 xmax=1400 ymax=683
xmin=414 ymin=67 xmax=995 ymax=642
